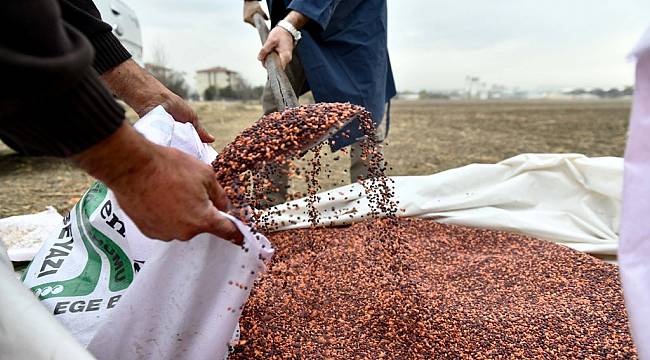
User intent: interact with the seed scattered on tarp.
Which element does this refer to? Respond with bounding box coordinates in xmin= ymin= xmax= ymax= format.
xmin=233 ymin=218 xmax=637 ymax=359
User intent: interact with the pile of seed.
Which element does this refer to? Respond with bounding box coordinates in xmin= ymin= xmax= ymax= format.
xmin=233 ymin=218 xmax=637 ymax=359
xmin=212 ymin=103 xmax=362 ymax=204
xmin=212 ymin=102 xmax=395 ymax=226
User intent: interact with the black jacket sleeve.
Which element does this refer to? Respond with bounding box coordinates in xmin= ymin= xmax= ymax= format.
xmin=59 ymin=0 xmax=132 ymax=74
xmin=0 ymin=0 xmax=124 ymax=157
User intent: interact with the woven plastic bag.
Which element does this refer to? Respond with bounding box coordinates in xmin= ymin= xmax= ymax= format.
xmin=21 ymin=106 xmax=273 ymax=359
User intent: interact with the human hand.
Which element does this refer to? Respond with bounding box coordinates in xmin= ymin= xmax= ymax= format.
xmin=258 ymin=26 xmax=295 ymax=70
xmin=73 ymin=124 xmax=243 ymax=244
xmin=243 ymin=1 xmax=267 ymax=26
xmin=154 ymin=91 xmax=216 ymax=143
xmin=101 ymin=59 xmax=215 ymax=143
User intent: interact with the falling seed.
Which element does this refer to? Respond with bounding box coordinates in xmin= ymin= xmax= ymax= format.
xmin=211 ymin=102 xmax=395 ymax=232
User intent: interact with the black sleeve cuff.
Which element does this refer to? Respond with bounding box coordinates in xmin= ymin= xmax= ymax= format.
xmin=0 ymin=67 xmax=125 ymax=157
xmin=89 ymin=32 xmax=132 ymax=74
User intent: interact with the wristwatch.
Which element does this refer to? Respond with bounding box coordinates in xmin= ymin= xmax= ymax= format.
xmin=277 ymin=19 xmax=302 ymax=44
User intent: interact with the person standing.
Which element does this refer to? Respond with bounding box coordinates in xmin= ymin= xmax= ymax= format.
xmin=243 ymin=0 xmax=396 ymax=205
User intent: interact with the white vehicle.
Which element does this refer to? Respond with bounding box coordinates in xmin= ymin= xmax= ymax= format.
xmin=95 ymin=0 xmax=143 ymax=64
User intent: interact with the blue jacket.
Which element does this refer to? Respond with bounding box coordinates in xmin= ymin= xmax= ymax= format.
xmin=267 ymin=0 xmax=396 ymax=150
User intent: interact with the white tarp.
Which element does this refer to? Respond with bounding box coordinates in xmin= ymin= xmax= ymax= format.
xmin=263 ymin=153 xmax=622 ymax=256
xmin=0 ymin=207 xmax=62 ymax=262
xmin=4 ymin=155 xmax=624 ymax=261
xmin=620 ymin=25 xmax=650 ymax=359
xmin=3 ymin=106 xmax=273 ymax=360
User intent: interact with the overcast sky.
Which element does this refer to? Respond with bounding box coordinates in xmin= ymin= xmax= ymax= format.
xmin=127 ymin=0 xmax=650 ymax=92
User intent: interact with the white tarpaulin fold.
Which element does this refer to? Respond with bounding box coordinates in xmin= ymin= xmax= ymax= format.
xmin=263 ymin=153 xmax=622 ymax=255
xmin=620 ymin=25 xmax=650 ymax=359
xmin=0 ymin=207 xmax=62 ymax=262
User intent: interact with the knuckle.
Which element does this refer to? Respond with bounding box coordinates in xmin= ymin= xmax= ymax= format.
xmin=181 ymin=219 xmax=203 ymax=240
xmin=198 ymin=214 xmax=216 ymax=232
xmin=144 ymin=228 xmax=172 ymax=241
xmin=216 ymin=188 xmax=227 ymax=200
xmin=178 ymin=229 xmax=196 ymax=241
xmin=212 ymin=217 xmax=233 ymax=238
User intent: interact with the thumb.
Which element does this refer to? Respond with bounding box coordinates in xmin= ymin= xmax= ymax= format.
xmin=258 ymin=39 xmax=276 ymax=62
xmin=194 ymin=121 xmax=215 ymax=143
xmin=206 ymin=212 xmax=244 ymax=245
xmin=206 ymin=173 xmax=231 ymax=212
xmin=163 ymin=100 xmax=215 ymax=143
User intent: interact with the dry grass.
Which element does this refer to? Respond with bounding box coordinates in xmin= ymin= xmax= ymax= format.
xmin=0 ymin=99 xmax=630 ymax=218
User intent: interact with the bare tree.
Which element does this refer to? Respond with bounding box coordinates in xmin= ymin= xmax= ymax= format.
xmin=151 ymin=41 xmax=168 ymax=69
xmin=145 ymin=42 xmax=190 ymax=99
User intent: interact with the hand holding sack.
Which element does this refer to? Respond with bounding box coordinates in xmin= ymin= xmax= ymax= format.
xmin=22 ymin=107 xmax=274 ymax=360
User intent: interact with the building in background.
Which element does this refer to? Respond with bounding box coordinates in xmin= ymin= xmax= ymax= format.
xmin=195 ymin=67 xmax=244 ymax=100
xmin=144 ymin=63 xmax=173 ymax=78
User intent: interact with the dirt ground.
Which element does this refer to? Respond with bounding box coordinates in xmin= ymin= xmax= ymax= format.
xmin=0 ymin=99 xmax=630 ymax=218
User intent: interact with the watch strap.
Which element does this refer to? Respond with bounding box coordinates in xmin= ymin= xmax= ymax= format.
xmin=277 ymin=19 xmax=302 ymax=43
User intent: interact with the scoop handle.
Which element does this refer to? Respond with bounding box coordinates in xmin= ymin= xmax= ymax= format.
xmin=253 ymin=13 xmax=299 ymax=110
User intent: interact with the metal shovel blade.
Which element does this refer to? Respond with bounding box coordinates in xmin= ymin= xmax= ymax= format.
xmin=298 ymin=111 xmax=362 ymax=156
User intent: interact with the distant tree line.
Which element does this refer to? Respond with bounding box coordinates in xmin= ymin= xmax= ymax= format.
xmin=566 ymin=86 xmax=633 ymax=98
xmin=418 ymin=90 xmax=453 ymax=100
xmin=203 ymin=84 xmax=265 ymax=101
xmin=150 ymin=68 xmax=191 ymax=99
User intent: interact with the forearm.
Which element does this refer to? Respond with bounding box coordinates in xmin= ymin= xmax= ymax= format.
xmin=101 ymin=59 xmax=166 ymax=116
xmin=100 ymin=58 xmax=211 ymax=141
xmin=287 ymin=0 xmax=341 ymax=31
xmin=285 ymin=10 xmax=309 ymax=29
xmin=101 ymin=59 xmax=154 ymax=105
xmin=72 ymin=123 xmax=155 ymax=188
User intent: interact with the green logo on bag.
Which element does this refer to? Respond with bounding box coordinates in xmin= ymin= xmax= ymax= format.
xmin=30 ymin=182 xmax=135 ymax=300
xmin=81 ymin=182 xmax=134 ymax=291
xmin=30 ymin=188 xmax=104 ymax=300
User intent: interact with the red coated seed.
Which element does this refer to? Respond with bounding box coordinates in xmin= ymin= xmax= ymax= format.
xmin=212 ymin=102 xmax=395 ymax=232
xmin=233 ymin=218 xmax=637 ymax=359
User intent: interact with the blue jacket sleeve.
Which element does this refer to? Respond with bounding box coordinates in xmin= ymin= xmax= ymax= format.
xmin=287 ymin=0 xmax=342 ymax=31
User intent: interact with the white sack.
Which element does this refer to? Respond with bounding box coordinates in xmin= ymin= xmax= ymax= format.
xmin=0 ymin=235 xmax=96 ymax=360
xmin=620 ymin=26 xmax=650 ymax=359
xmin=263 ymin=153 xmax=622 ymax=255
xmin=0 ymin=207 xmax=62 ymax=262
xmin=87 ymin=219 xmax=268 ymax=360
xmin=19 ymin=106 xmax=273 ymax=360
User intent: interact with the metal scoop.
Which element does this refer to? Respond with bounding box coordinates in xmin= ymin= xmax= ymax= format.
xmin=252 ymin=13 xmax=361 ymax=153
